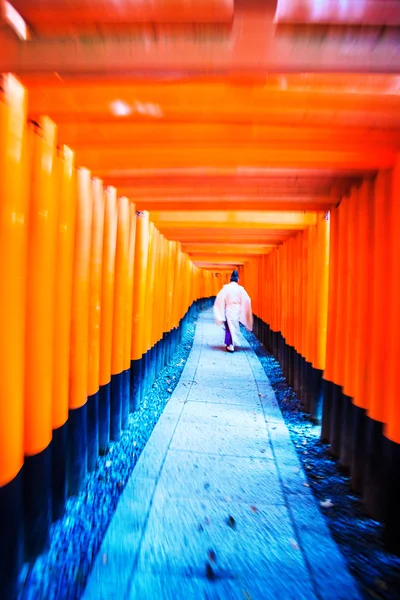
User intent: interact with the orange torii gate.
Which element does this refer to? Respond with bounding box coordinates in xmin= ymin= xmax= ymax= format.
xmin=2 ymin=0 xmax=400 ymax=596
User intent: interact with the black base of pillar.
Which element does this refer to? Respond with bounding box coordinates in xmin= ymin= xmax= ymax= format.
xmin=293 ymin=350 xmax=301 ymax=395
xmin=321 ymin=379 xmax=333 ymax=443
xmin=266 ymin=324 xmax=272 ymax=353
xmin=278 ymin=334 xmax=285 ymax=372
xmin=339 ymin=393 xmax=353 ymax=472
xmin=0 ymin=470 xmax=23 ymax=600
xmin=350 ymin=404 xmax=366 ymax=494
xmin=309 ymin=368 xmax=323 ymax=425
xmin=155 ymin=338 xmax=163 ymax=378
xmin=273 ymin=330 xmax=279 ymax=358
xmin=110 ymin=372 xmax=123 ymax=442
xmin=130 ymin=358 xmax=142 ymax=412
xmin=363 ymin=418 xmax=385 ymax=521
xmin=23 ymin=443 xmax=52 ymax=561
xmin=302 ymin=361 xmax=313 ymax=413
xmin=68 ymin=404 xmax=87 ymax=496
xmin=87 ymin=391 xmax=99 ymax=472
xmin=287 ymin=345 xmax=295 ymax=388
xmin=383 ymin=436 xmax=400 ymax=555
xmin=144 ymin=348 xmax=153 ymax=397
xmin=52 ymin=422 xmax=67 ymax=521
xmin=282 ymin=340 xmax=289 ymax=381
xmin=122 ymin=369 xmax=130 ymax=430
xmin=98 ymin=382 xmax=110 ymax=454
xmin=142 ymin=353 xmax=148 ymax=399
xmin=163 ymin=331 xmax=170 ymax=370
xmin=167 ymin=330 xmax=174 ymax=364
xmin=151 ymin=344 xmax=157 ymax=386
xmin=298 ymin=355 xmax=307 ymax=407
xmin=329 ymin=383 xmax=343 ymax=457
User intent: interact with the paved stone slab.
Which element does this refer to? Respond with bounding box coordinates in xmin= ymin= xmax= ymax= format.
xmin=258 ymin=388 xmax=286 ymax=424
xmin=132 ymin=413 xmax=180 ymax=479
xmin=285 ymin=494 xmax=361 ymax=599
xmin=187 ymin=384 xmax=261 ymax=406
xmin=193 ymin=373 xmax=258 ymax=390
xmin=128 ymin=571 xmax=316 ymax=600
xmin=180 ymin=400 xmax=265 ymax=428
xmin=137 ymin=497 xmax=314 ymax=585
xmin=154 ymin=450 xmax=283 ymax=505
xmin=83 ymin=309 xmax=361 ymax=600
xmin=170 ymin=421 xmax=273 ymax=459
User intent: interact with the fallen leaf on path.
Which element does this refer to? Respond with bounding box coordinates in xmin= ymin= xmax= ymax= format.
xmin=226 ymin=515 xmax=236 ymax=529
xmin=205 ymin=562 xmax=216 ymax=580
xmin=208 ymin=549 xmax=217 ymax=563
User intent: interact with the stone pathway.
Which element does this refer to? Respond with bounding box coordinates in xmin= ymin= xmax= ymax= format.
xmin=83 ymin=310 xmax=361 ymax=600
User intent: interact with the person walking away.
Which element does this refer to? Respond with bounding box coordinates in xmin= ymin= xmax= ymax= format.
xmin=213 ymin=270 xmax=253 ymax=352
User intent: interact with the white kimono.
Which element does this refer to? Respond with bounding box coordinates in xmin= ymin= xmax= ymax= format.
xmin=213 ymin=282 xmax=253 ymax=346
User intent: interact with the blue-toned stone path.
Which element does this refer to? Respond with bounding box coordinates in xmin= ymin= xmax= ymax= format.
xmin=83 ymin=310 xmax=361 ymax=600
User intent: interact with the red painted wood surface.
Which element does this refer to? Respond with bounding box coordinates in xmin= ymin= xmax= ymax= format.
xmin=275 ymin=0 xmax=400 ymax=27
xmin=2 ymin=1 xmax=400 ymax=74
xmin=12 ymin=0 xmax=234 ymax=26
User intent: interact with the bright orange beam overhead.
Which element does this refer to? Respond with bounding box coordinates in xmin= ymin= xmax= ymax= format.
xmin=151 ymin=211 xmax=317 ymax=230
xmin=134 ymin=200 xmax=333 ymax=212
xmin=187 ymin=253 xmax=272 ymax=264
xmin=53 ymin=123 xmax=400 ymax=153
xmin=75 ymin=147 xmax=394 ymax=174
xmin=24 ymin=81 xmax=400 ymax=128
xmin=182 ymin=243 xmax=275 ymax=254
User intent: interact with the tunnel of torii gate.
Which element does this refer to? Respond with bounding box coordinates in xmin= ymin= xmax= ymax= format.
xmin=1 ymin=0 xmax=400 ymax=597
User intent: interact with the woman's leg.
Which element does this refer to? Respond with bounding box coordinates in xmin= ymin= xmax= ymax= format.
xmin=224 ymin=321 xmax=233 ymax=346
xmin=226 ymin=306 xmax=241 ymax=348
xmin=227 ymin=316 xmax=240 ymax=348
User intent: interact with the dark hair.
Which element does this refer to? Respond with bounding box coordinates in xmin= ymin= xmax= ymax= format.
xmin=230 ymin=270 xmax=239 ymax=283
